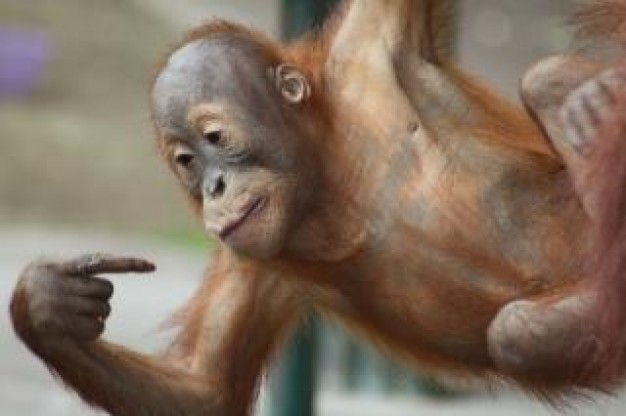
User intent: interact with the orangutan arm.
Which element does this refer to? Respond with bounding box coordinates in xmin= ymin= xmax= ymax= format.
xmin=10 ymin=251 xmax=304 ymax=416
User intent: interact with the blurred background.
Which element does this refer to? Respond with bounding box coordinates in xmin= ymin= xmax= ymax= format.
xmin=1 ymin=0 xmax=625 ymax=415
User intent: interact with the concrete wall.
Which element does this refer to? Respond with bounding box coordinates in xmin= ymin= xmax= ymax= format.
xmin=132 ymin=0 xmax=282 ymax=36
xmin=458 ymin=0 xmax=573 ymax=98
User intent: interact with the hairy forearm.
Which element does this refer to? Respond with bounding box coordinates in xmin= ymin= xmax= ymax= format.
xmin=332 ymin=0 xmax=445 ymax=62
xmin=10 ymin=251 xmax=303 ymax=416
xmin=41 ymin=340 xmax=216 ymax=416
xmin=9 ymin=258 xmax=219 ymax=416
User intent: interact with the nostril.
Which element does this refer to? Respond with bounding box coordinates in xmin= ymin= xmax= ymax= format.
xmin=210 ymin=175 xmax=226 ymax=199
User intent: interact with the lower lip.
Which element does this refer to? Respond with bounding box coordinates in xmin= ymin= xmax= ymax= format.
xmin=219 ymin=197 xmax=267 ymax=240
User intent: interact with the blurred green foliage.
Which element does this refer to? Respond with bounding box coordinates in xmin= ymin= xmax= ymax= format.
xmin=155 ymin=229 xmax=216 ymax=252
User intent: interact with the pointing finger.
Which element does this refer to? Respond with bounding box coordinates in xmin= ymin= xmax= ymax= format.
xmin=53 ymin=254 xmax=156 ymax=277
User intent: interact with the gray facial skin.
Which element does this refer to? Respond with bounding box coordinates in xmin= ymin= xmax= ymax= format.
xmin=154 ymin=37 xmax=302 ymax=175
xmin=151 ymin=36 xmax=317 ymax=259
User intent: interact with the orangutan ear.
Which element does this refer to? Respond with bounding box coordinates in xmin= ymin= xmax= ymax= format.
xmin=269 ymin=64 xmax=311 ymax=104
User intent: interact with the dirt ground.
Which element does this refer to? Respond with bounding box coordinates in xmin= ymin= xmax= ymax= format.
xmin=0 ymin=0 xmax=194 ymax=233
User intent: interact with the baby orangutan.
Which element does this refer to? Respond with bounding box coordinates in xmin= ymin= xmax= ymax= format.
xmin=10 ymin=1 xmax=626 ymax=414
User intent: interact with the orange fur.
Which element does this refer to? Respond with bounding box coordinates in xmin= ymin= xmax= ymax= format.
xmin=570 ymin=0 xmax=626 ymax=43
xmin=11 ymin=2 xmax=626 ymax=415
xmin=582 ymin=66 xmax=626 ymax=383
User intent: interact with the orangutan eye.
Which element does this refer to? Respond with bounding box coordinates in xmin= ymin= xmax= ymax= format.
xmin=175 ymin=152 xmax=194 ymax=168
xmin=202 ymin=123 xmax=228 ymax=146
xmin=203 ymin=128 xmax=226 ymax=145
xmin=173 ymin=145 xmax=196 ymax=169
xmin=204 ymin=130 xmax=221 ymax=145
xmin=172 ymin=145 xmax=200 ymax=192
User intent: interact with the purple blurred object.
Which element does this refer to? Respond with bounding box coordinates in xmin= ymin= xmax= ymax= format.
xmin=0 ymin=27 xmax=53 ymax=98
